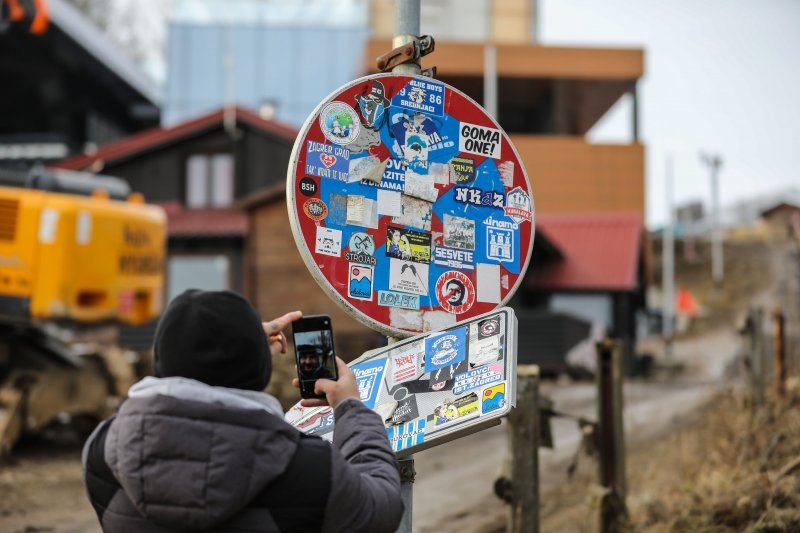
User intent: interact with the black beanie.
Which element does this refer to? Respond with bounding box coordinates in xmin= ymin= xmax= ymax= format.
xmin=153 ymin=289 xmax=271 ymax=391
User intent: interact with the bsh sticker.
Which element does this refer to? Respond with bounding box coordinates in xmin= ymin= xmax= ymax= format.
xmin=435 ymin=271 xmax=476 ymax=315
xmin=348 ymin=264 xmax=373 ymax=301
xmin=315 ymin=226 xmax=342 ymax=257
xmin=424 ymin=328 xmax=467 ymax=373
xmin=458 ymin=122 xmax=501 ymax=159
xmin=298 ymin=177 xmax=318 ymax=197
xmin=386 ymin=226 xmax=431 ymax=264
xmin=387 ymin=419 xmax=426 ymax=452
xmin=306 ymin=140 xmax=350 ymax=181
xmin=319 ymin=101 xmax=360 ymax=145
xmin=303 ymin=198 xmax=327 ymax=221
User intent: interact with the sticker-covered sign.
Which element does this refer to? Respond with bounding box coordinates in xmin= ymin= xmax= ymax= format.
xmin=288 ymin=74 xmax=534 ymax=337
xmin=287 ymin=308 xmax=518 ymax=457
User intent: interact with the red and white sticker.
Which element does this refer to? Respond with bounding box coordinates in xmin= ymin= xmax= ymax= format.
xmin=435 ymin=271 xmax=475 ymax=315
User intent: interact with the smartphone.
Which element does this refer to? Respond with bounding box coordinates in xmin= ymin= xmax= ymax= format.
xmin=291 ymin=315 xmax=338 ymax=399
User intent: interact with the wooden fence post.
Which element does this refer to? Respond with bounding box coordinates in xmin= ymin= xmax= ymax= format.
xmin=749 ymin=307 xmax=766 ymax=411
xmin=773 ymin=306 xmax=786 ymax=399
xmin=507 ymin=364 xmax=540 ymax=533
xmin=596 ymin=340 xmax=627 ymax=533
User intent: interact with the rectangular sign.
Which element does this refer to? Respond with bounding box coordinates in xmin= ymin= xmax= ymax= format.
xmin=458 ymin=122 xmax=501 ymax=159
xmin=386 ymin=226 xmax=431 ymax=264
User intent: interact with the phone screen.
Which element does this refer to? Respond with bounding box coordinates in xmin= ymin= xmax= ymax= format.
xmin=292 ymin=316 xmax=338 ymax=398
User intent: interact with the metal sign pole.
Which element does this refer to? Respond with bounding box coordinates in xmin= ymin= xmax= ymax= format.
xmin=393 ymin=4 xmax=419 ymax=531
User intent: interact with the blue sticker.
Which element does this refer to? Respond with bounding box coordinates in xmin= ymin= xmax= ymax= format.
xmin=387 ymin=419 xmax=426 ymax=452
xmin=433 ymin=246 xmax=474 ymax=271
xmin=453 ymin=186 xmax=505 ymax=208
xmin=352 ymin=358 xmax=386 ymax=409
xmin=392 ymin=78 xmax=445 ymax=117
xmin=485 ymin=223 xmax=515 ymax=263
xmin=453 ymin=364 xmax=503 ymax=395
xmin=424 ymin=329 xmax=467 ymax=373
xmin=305 ymin=140 xmax=350 ymax=181
xmin=377 ymin=290 xmax=420 ymax=310
xmin=360 ymin=158 xmax=406 ymax=192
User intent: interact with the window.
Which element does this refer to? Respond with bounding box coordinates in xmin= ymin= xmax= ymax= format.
xmin=168 ymin=255 xmax=230 ymax=302
xmin=185 ymin=153 xmax=234 ymax=208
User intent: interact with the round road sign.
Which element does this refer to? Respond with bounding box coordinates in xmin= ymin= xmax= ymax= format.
xmin=287 ymin=73 xmax=534 ymax=337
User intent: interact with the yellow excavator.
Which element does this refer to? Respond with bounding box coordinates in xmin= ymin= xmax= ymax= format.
xmin=0 ymin=168 xmax=166 ymax=453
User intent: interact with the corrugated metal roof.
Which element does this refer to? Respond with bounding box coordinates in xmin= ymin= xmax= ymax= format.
xmin=54 ymin=106 xmax=297 ymax=171
xmin=159 ymin=202 xmax=248 ymax=238
xmin=528 ymin=213 xmax=642 ymax=292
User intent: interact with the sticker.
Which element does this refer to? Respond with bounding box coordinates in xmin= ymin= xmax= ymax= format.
xmin=392 ymin=195 xmax=433 ymax=232
xmin=424 ymin=329 xmax=467 ymax=372
xmin=469 ymin=333 xmax=500 ymax=368
xmin=305 ymin=140 xmax=350 ymax=181
xmin=355 ymin=79 xmax=390 ymax=130
xmin=404 ymin=168 xmax=438 ymax=202
xmin=435 ymin=271 xmax=476 ymax=315
xmin=348 ymin=155 xmax=381 ymax=183
xmin=362 ymin=158 xmax=406 ymax=192
xmin=319 ymin=101 xmax=360 ymax=145
xmin=315 ymin=226 xmax=342 ymax=257
xmin=375 ymin=401 xmax=398 ymax=423
xmin=498 ymin=161 xmax=515 ymax=187
xmin=431 ymin=392 xmax=480 ymax=428
xmin=390 ymin=112 xmax=445 ymax=174
xmin=482 ymin=383 xmax=506 ymax=414
xmin=353 ymin=358 xmax=386 ymax=409
xmin=430 ymin=359 xmax=468 ymax=387
xmin=479 ymin=316 xmax=501 ymax=338
xmin=449 ymin=156 xmax=476 ymax=184
xmin=422 ymin=310 xmax=457 ymax=332
xmin=430 ymin=162 xmax=450 ymax=185
xmin=346 ymin=127 xmax=382 ymax=155
xmin=476 ymin=263 xmax=501 ymax=303
xmin=378 ymin=290 xmax=420 ymax=310
xmin=458 ymin=122 xmax=501 ymax=159
xmin=486 ymin=225 xmax=514 ymax=263
xmin=303 ymin=198 xmax=327 ymax=221
xmin=453 ymin=363 xmax=503 ymax=395
xmin=389 ymin=259 xmax=429 ymax=296
xmin=391 ymin=396 xmax=420 ymax=425
xmin=327 ymin=193 xmax=347 ymax=226
xmin=433 ymin=246 xmax=474 ymax=271
xmin=299 ymin=177 xmax=318 ymax=197
xmin=285 ymin=405 xmax=334 ymax=436
xmin=504 ymin=186 xmax=532 ymax=224
xmin=345 ymin=196 xmax=378 ymax=228
xmin=454 ymin=186 xmax=505 ymax=208
xmin=348 ymin=264 xmax=373 ymax=301
xmin=392 ymin=78 xmax=445 ymax=116
xmin=345 ymin=232 xmax=376 ymax=266
xmin=388 ymin=341 xmax=423 ymax=388
xmin=443 ymin=214 xmax=475 ymax=250
xmin=387 ymin=419 xmax=426 ymax=452
xmin=377 ymin=189 xmax=403 ymax=216
xmin=386 ymin=226 xmax=431 ymax=264
xmin=390 ymin=308 xmax=423 ymax=331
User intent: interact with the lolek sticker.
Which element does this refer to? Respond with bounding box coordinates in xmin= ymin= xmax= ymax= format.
xmin=453 ymin=363 xmax=503 ymax=395
xmin=315 ymin=226 xmax=342 ymax=257
xmin=378 ymin=290 xmax=420 ymax=310
xmin=303 ymin=198 xmax=327 ymax=221
xmin=348 ymin=264 xmax=373 ymax=301
xmin=504 ymin=186 xmax=532 ymax=224
xmin=476 ymin=263 xmax=501 ymax=303
xmin=434 ymin=246 xmax=474 ymax=271
xmin=319 ymin=101 xmax=360 ymax=145
xmin=449 ymin=156 xmax=476 ymax=184
xmin=386 ymin=226 xmax=431 ymax=264
xmin=387 ymin=419 xmax=426 ymax=452
xmin=305 ymin=140 xmax=350 ymax=181
xmin=392 ymin=195 xmax=433 ymax=232
xmin=353 ymin=358 xmax=386 ymax=409
xmin=458 ymin=122 xmax=501 ymax=159
xmin=404 ymin=168 xmax=438 ymax=202
xmin=424 ymin=328 xmax=467 ymax=373
xmin=443 ymin=214 xmax=475 ymax=250
xmin=435 ymin=271 xmax=476 ymax=315
xmin=481 ymin=383 xmax=506 ymax=414
xmin=388 ymin=258 xmax=429 ymax=296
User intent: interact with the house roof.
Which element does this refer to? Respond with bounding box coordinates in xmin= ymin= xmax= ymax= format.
xmin=55 ymin=106 xmax=297 ymax=171
xmin=761 ymin=202 xmax=800 ymax=219
xmin=527 ymin=213 xmax=642 ymax=292
xmin=159 ymin=202 xmax=248 ymax=238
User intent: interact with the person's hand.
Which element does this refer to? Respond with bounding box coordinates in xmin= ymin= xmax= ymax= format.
xmin=262 ymin=311 xmax=302 ymax=355
xmin=294 ymin=357 xmax=360 ymax=409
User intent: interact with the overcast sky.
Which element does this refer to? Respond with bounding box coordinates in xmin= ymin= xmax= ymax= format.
xmin=540 ymin=0 xmax=800 ymax=226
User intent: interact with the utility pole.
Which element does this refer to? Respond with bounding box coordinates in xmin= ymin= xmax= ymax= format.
xmin=700 ymin=153 xmax=724 ymax=287
xmin=483 ymin=1 xmax=497 ymax=118
xmin=663 ymin=155 xmax=675 ymax=364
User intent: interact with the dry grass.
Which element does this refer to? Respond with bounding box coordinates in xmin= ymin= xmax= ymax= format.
xmin=541 ymin=387 xmax=800 ymax=532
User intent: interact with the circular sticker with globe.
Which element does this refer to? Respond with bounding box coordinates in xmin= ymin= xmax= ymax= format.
xmin=319 ymin=101 xmax=360 ymax=145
